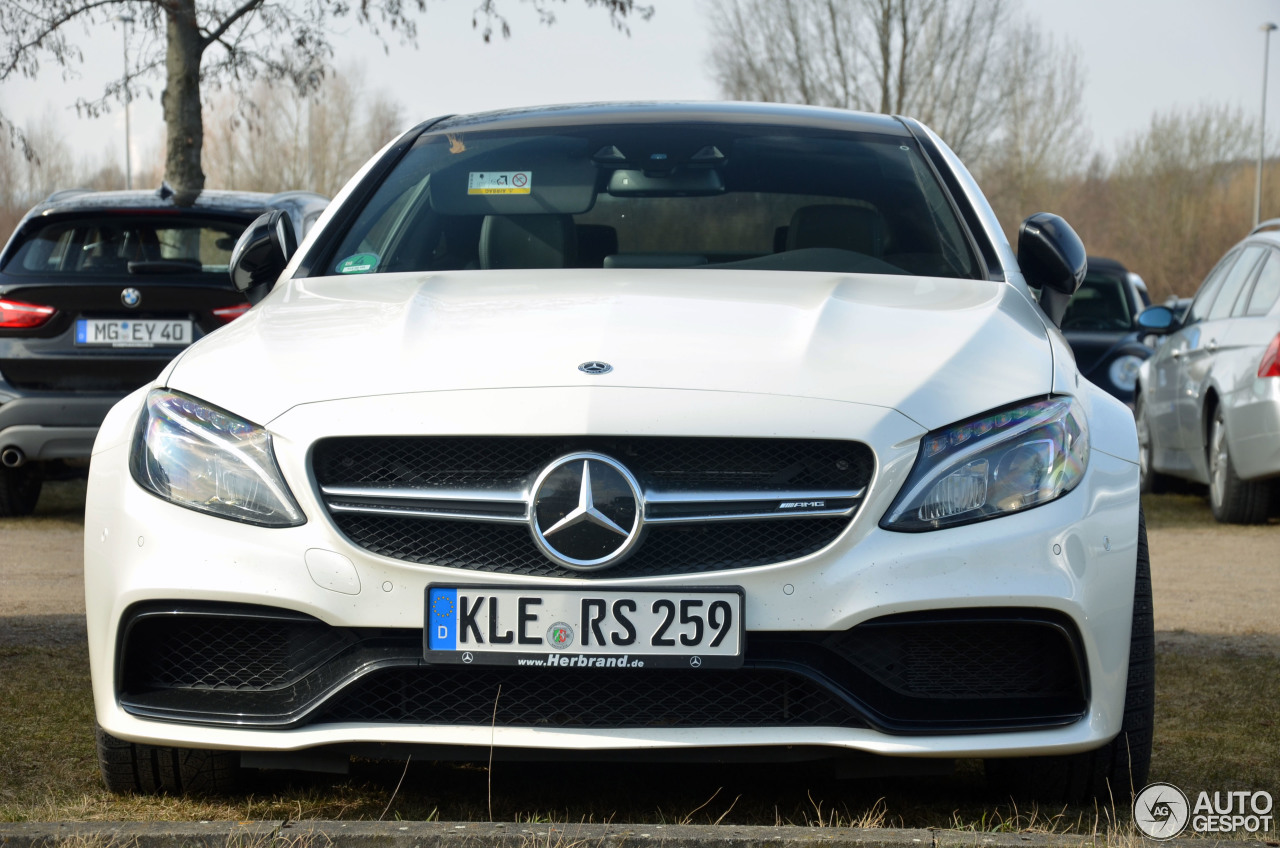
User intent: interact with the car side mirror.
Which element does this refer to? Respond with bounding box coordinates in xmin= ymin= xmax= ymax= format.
xmin=230 ymin=210 xmax=297 ymax=304
xmin=1135 ymin=304 xmax=1178 ymax=334
xmin=1018 ymin=212 xmax=1087 ymax=327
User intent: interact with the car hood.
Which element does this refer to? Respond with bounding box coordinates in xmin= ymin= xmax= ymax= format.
xmin=167 ymin=269 xmax=1053 ymax=431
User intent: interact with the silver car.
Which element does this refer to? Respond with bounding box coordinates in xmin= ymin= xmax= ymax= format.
xmin=1135 ymin=223 xmax=1280 ymax=522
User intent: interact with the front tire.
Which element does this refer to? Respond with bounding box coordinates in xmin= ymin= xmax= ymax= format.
xmin=0 ymin=464 xmax=42 ymax=517
xmin=96 ymin=725 xmax=242 ymax=795
xmin=1208 ymin=406 xmax=1271 ymax=523
xmin=985 ymin=509 xmax=1154 ymax=802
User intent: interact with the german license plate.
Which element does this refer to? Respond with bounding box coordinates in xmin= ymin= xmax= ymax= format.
xmin=75 ymin=319 xmax=192 ymax=348
xmin=425 ymin=585 xmax=744 ymax=669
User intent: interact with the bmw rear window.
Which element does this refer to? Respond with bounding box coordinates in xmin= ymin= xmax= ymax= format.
xmin=3 ymin=216 xmax=246 ymax=277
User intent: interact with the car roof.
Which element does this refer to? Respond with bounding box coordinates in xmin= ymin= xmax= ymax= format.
xmin=23 ymin=187 xmax=327 ymax=220
xmin=427 ymin=101 xmax=913 ymax=136
xmin=1086 ymin=256 xmax=1128 ymax=275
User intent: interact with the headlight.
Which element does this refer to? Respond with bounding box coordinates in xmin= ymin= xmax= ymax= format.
xmin=1108 ymin=354 xmax=1144 ymax=393
xmin=130 ymin=389 xmax=305 ymax=527
xmin=881 ymin=397 xmax=1088 ymax=532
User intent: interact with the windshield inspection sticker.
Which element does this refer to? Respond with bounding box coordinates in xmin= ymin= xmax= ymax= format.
xmin=336 ymin=253 xmax=379 ymax=274
xmin=468 ymin=171 xmax=531 ymax=195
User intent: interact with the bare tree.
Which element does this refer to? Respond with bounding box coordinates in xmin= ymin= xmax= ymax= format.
xmin=0 ymin=110 xmax=78 ymax=205
xmin=202 ymin=65 xmax=403 ymax=196
xmin=0 ymin=105 xmax=149 ymax=234
xmin=979 ymin=21 xmax=1090 ymax=227
xmin=1 ymin=0 xmax=653 ymax=203
xmin=707 ymin=0 xmax=1083 ymax=178
xmin=1101 ymin=105 xmax=1257 ymax=299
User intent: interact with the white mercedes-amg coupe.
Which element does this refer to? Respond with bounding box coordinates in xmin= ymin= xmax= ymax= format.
xmin=84 ymin=102 xmax=1151 ymax=801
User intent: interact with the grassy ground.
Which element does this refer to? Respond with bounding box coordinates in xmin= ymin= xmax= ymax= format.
xmin=0 ymin=483 xmax=1275 ymax=835
xmin=2 ymin=618 xmax=1276 ymax=831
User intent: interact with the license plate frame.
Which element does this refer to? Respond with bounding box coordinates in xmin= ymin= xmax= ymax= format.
xmin=424 ymin=584 xmax=745 ymax=669
xmin=74 ymin=318 xmax=193 ymax=348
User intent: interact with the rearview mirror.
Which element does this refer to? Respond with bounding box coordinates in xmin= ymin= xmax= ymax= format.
xmin=607 ymin=168 xmax=725 ymax=197
xmin=1018 ymin=212 xmax=1086 ymax=327
xmin=230 ymin=210 xmax=297 ymax=304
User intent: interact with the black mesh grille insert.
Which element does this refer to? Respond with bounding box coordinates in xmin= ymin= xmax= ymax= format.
xmin=315 ymin=668 xmax=864 ymax=729
xmin=117 ymin=604 xmax=1089 ymax=734
xmin=332 ymin=514 xmax=853 ymax=578
xmin=830 ymin=618 xmax=1084 ymax=700
xmin=312 ymin=436 xmax=873 ymax=577
xmin=122 ymin=610 xmax=359 ymax=692
xmin=313 ymin=436 xmax=874 ymax=492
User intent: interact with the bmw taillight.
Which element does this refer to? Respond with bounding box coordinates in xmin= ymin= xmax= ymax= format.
xmin=211 ymin=303 xmax=251 ymax=324
xmin=1259 ymin=333 xmax=1280 ymax=378
xmin=0 ymin=298 xmax=56 ymax=329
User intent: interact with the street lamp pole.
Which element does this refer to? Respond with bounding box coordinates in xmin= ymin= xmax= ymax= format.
xmin=118 ymin=13 xmax=135 ymax=190
xmin=1256 ymin=22 xmax=1277 ymax=228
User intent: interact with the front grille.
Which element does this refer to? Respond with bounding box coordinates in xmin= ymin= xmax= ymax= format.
xmin=312 ymin=436 xmax=873 ymax=578
xmin=334 ymin=514 xmax=853 ymax=578
xmin=313 ymin=436 xmax=873 ymax=491
xmin=118 ymin=603 xmax=1088 ymax=734
xmin=317 ymin=668 xmax=862 ymax=728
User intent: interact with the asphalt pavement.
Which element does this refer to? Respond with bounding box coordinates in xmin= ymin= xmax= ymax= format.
xmin=0 ymin=820 xmax=1273 ymax=848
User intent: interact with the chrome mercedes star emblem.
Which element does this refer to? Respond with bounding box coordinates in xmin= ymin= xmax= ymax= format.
xmin=542 ymin=461 xmax=630 ymax=538
xmin=120 ymin=287 xmax=142 ymax=309
xmin=529 ymin=452 xmax=643 ymax=570
xmin=578 ymin=361 xmax=613 ymax=375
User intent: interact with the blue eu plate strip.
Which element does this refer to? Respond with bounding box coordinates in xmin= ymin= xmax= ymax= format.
xmin=428 ymin=588 xmax=458 ymax=650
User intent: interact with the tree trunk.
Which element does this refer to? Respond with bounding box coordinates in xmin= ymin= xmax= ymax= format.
xmin=161 ymin=0 xmax=205 ymax=204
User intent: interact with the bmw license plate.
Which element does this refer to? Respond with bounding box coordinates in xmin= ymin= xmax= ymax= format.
xmin=75 ymin=318 xmax=193 ymax=348
xmin=425 ymin=585 xmax=744 ymax=668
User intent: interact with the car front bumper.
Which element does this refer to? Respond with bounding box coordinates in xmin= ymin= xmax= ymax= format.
xmin=85 ymin=386 xmax=1141 ymax=762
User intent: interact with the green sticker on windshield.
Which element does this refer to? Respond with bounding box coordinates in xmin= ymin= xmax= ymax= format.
xmin=337 ymin=253 xmax=379 ymax=274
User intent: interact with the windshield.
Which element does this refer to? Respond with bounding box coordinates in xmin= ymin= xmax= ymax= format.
xmin=1060 ymin=272 xmax=1135 ymax=331
xmin=3 ymin=216 xmax=245 ymax=277
xmin=320 ymin=122 xmax=980 ymax=280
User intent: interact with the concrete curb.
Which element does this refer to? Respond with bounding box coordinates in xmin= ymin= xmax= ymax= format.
xmin=0 ymin=822 xmax=1273 ymax=848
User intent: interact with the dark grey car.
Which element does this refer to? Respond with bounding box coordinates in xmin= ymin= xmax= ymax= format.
xmin=0 ymin=186 xmax=326 ymax=515
xmin=1060 ymin=256 xmax=1153 ymax=406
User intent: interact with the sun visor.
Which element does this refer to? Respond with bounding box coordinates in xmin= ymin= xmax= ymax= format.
xmin=427 ymin=136 xmax=598 ymax=216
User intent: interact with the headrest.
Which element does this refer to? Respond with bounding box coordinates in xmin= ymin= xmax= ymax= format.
xmin=479 ymin=214 xmax=577 ymax=269
xmin=786 ymin=204 xmax=885 ymax=256
xmin=576 ymin=224 xmax=619 ymax=268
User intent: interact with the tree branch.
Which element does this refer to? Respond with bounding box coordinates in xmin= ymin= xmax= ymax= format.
xmin=200 ymin=0 xmax=265 ymax=50
xmin=0 ymin=0 xmax=128 ymax=81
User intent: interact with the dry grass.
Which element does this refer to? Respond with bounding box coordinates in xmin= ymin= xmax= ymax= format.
xmin=1141 ymin=491 xmax=1216 ymax=530
xmin=1 ymin=635 xmax=1276 ymax=838
xmin=2 ymin=485 xmax=1274 ymax=839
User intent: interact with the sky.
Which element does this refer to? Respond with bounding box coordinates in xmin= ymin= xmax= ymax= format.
xmin=3 ymin=0 xmax=1280 ymax=181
